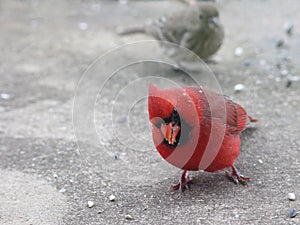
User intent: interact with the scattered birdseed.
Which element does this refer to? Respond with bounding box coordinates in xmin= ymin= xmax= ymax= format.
xmin=78 ymin=22 xmax=88 ymax=30
xmin=256 ymin=80 xmax=262 ymax=85
xmin=244 ymin=60 xmax=251 ymax=67
xmin=280 ymin=69 xmax=288 ymax=76
xmin=288 ymin=193 xmax=296 ymax=201
xmin=59 ymin=188 xmax=66 ymax=193
xmin=276 ymin=39 xmax=284 ymax=48
xmin=234 ymin=84 xmax=245 ymax=92
xmin=87 ymin=201 xmax=94 ymax=208
xmin=288 ymin=76 xmax=300 ymax=81
xmin=288 ymin=208 xmax=297 ymax=218
xmin=97 ymin=210 xmax=104 ymax=214
xmin=125 ymin=214 xmax=134 ymax=220
xmin=284 ymin=22 xmax=294 ymax=35
xmin=286 ymin=80 xmax=292 ymax=88
xmin=0 ymin=93 xmax=10 ymax=100
xmin=109 ymin=194 xmax=116 ymax=201
xmin=259 ymin=59 xmax=267 ymax=66
xmin=234 ymin=47 xmax=243 ymax=57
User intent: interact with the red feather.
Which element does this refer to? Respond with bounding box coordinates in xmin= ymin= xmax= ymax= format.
xmin=148 ymin=83 xmax=257 ymax=190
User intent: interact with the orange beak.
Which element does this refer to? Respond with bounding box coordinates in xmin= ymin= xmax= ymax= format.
xmin=160 ymin=123 xmax=181 ymax=145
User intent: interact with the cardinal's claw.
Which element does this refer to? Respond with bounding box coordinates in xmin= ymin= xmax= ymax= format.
xmin=225 ymin=165 xmax=250 ymax=185
xmin=172 ymin=170 xmax=192 ymax=191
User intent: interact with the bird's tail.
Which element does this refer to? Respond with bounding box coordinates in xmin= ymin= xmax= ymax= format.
xmin=116 ymin=24 xmax=146 ymax=35
xmin=248 ymin=116 xmax=258 ymax=123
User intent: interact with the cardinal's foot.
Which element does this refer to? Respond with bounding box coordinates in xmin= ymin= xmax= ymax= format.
xmin=225 ymin=165 xmax=250 ymax=185
xmin=172 ymin=170 xmax=192 ymax=191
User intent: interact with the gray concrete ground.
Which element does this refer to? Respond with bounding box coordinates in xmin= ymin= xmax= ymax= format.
xmin=0 ymin=0 xmax=300 ymax=224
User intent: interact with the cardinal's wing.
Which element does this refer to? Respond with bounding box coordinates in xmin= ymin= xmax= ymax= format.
xmin=224 ymin=98 xmax=249 ymax=134
xmin=201 ymin=88 xmax=249 ymax=134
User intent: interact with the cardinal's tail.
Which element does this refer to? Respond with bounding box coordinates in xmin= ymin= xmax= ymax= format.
xmin=248 ymin=116 xmax=258 ymax=123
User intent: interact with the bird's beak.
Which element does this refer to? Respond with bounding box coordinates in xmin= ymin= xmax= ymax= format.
xmin=160 ymin=123 xmax=180 ymax=145
xmin=210 ymin=16 xmax=219 ymax=27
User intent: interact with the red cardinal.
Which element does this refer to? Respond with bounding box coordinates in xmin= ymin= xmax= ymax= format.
xmin=148 ymin=83 xmax=257 ymax=191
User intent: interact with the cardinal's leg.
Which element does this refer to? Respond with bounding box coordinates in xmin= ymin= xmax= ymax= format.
xmin=225 ymin=165 xmax=250 ymax=185
xmin=172 ymin=170 xmax=191 ymax=191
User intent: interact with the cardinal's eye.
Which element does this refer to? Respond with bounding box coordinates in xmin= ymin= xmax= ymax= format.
xmin=170 ymin=107 xmax=180 ymax=124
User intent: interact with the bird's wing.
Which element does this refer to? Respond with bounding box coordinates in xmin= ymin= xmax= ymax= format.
xmin=154 ymin=7 xmax=200 ymax=43
xmin=200 ymin=88 xmax=248 ymax=134
xmin=154 ymin=18 xmax=187 ymax=43
xmin=224 ymin=98 xmax=248 ymax=133
xmin=186 ymin=87 xmax=251 ymax=135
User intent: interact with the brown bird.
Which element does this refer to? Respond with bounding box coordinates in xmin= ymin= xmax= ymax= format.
xmin=118 ymin=2 xmax=224 ymax=68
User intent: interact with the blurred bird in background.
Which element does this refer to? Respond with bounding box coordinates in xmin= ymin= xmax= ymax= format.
xmin=117 ymin=2 xmax=224 ymax=70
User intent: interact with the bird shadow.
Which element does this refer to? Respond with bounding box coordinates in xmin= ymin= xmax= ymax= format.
xmin=160 ymin=170 xmax=249 ymax=202
xmin=241 ymin=126 xmax=258 ymax=140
